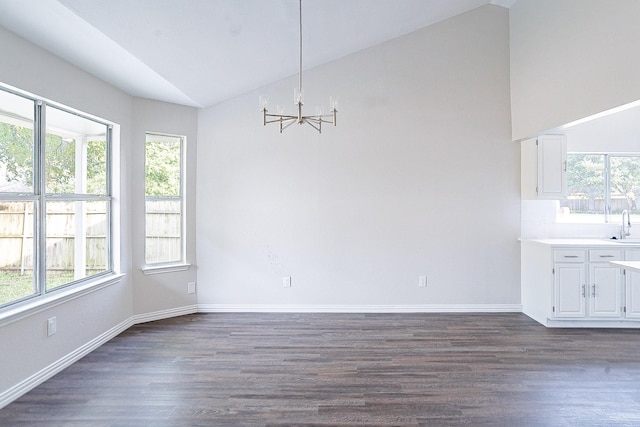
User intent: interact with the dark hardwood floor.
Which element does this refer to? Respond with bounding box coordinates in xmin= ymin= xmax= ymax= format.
xmin=2 ymin=312 xmax=640 ymax=426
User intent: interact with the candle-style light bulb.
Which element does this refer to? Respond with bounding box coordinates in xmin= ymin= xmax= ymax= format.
xmin=330 ymin=96 xmax=338 ymax=111
xmin=259 ymin=95 xmax=268 ymax=110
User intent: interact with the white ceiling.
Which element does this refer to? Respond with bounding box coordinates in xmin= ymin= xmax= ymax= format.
xmin=0 ymin=0 xmax=516 ymax=108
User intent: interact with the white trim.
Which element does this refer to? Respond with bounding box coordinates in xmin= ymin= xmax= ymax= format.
xmin=0 ymin=304 xmax=198 ymax=410
xmin=198 ymin=304 xmax=523 ymax=313
xmin=0 ymin=274 xmax=125 ymax=328
xmin=543 ymin=317 xmax=640 ymax=328
xmin=132 ymin=305 xmax=198 ymax=324
xmin=0 ymin=316 xmax=133 ymax=410
xmin=141 ymin=263 xmax=191 ymax=275
xmin=490 ymin=0 xmax=518 ymax=8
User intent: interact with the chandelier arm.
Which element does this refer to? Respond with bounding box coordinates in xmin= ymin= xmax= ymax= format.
xmin=302 ymin=116 xmax=334 ymax=125
xmin=304 ymin=119 xmax=321 ymax=133
xmin=265 ymin=113 xmax=297 ymax=120
xmin=302 ymin=117 xmax=321 ymax=123
xmin=264 ymin=117 xmax=296 ymax=125
xmin=265 ymin=111 xmax=297 ymax=117
xmin=281 ymin=119 xmax=298 ymax=132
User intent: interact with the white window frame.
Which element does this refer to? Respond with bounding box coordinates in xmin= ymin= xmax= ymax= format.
xmin=142 ymin=132 xmax=189 ymax=274
xmin=0 ymin=83 xmax=121 ymax=318
xmin=560 ymin=152 xmax=640 ymax=224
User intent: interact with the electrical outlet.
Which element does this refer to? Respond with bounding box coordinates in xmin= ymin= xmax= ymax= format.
xmin=47 ymin=317 xmax=57 ymax=336
xmin=283 ymin=276 xmax=292 ymax=288
xmin=187 ymin=282 xmax=196 ymax=294
xmin=419 ymin=275 xmax=427 ymax=287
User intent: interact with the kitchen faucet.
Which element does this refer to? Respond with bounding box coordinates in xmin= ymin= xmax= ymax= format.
xmin=621 ymin=209 xmax=632 ymax=239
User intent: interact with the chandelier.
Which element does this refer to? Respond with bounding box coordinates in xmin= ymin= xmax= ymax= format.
xmin=260 ymin=0 xmax=338 ymax=133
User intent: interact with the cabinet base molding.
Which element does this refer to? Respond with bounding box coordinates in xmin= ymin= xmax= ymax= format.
xmin=541 ymin=317 xmax=640 ymax=328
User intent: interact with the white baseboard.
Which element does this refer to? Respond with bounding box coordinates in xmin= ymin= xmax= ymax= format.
xmin=0 ymin=316 xmax=133 ymax=410
xmin=198 ymin=303 xmax=523 ymax=313
xmin=132 ymin=304 xmax=198 ymax=324
xmin=0 ymin=304 xmax=198 ymax=410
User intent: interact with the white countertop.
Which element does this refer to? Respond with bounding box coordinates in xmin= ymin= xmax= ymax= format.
xmin=610 ymin=261 xmax=640 ymax=273
xmin=521 ymin=238 xmax=640 ymax=247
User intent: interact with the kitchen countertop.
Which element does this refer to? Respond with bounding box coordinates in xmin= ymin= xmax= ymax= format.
xmin=610 ymin=261 xmax=640 ymax=273
xmin=521 ymin=238 xmax=640 ymax=247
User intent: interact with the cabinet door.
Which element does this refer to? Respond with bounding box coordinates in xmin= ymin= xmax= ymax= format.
xmin=625 ymin=250 xmax=640 ymax=318
xmin=626 ymin=271 xmax=640 ymax=318
xmin=554 ymin=263 xmax=586 ymax=318
xmin=537 ymin=135 xmax=567 ymax=199
xmin=589 ymin=264 xmax=623 ymax=318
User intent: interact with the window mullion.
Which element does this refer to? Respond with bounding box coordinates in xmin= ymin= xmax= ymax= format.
xmin=106 ymin=124 xmax=113 ymax=272
xmin=34 ymin=101 xmax=47 ymax=295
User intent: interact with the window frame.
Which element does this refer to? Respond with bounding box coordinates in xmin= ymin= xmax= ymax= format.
xmin=142 ymin=131 xmax=188 ymax=272
xmin=0 ymin=83 xmax=119 ymax=313
xmin=561 ymin=152 xmax=640 ymax=224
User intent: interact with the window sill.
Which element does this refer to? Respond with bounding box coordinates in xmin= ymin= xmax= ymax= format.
xmin=142 ymin=263 xmax=191 ymax=275
xmin=0 ymin=273 xmax=125 ymax=328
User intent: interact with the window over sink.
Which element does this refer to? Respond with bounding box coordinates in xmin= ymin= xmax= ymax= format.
xmin=559 ymin=153 xmax=640 ymax=224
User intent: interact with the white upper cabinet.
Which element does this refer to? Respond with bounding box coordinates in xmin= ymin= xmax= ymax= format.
xmin=521 ymin=135 xmax=567 ymax=199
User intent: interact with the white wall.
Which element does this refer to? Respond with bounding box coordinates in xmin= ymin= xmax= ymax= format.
xmin=563 ymin=105 xmax=640 ymax=153
xmin=510 ymin=0 xmax=640 ymax=140
xmin=196 ymin=5 xmax=520 ymax=310
xmin=0 ymin=26 xmax=198 ymax=403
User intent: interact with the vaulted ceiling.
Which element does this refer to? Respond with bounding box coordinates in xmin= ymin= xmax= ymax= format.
xmin=0 ymin=0 xmax=516 ymax=108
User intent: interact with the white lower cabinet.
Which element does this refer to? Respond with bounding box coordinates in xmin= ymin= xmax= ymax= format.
xmin=589 ymin=262 xmax=623 ymax=317
xmin=554 ymin=249 xmax=623 ymax=318
xmin=625 ymin=250 xmax=640 ymax=318
xmin=522 ymin=241 xmax=640 ymax=327
xmin=553 ymin=249 xmax=622 ymax=319
xmin=555 ymin=263 xmax=623 ymax=318
xmin=554 ymin=262 xmax=586 ymax=318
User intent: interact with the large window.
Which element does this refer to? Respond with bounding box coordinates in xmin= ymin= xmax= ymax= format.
xmin=0 ymin=86 xmax=113 ymax=308
xmin=560 ymin=153 xmax=640 ymax=223
xmin=145 ymin=132 xmax=184 ymax=265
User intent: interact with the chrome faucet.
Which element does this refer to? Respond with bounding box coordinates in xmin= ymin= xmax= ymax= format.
xmin=621 ymin=209 xmax=632 ymax=239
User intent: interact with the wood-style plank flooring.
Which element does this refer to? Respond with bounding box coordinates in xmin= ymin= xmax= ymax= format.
xmin=2 ymin=313 xmax=640 ymax=426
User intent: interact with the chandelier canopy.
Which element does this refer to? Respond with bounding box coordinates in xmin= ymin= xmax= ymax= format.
xmin=260 ymin=0 xmax=338 ymax=134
